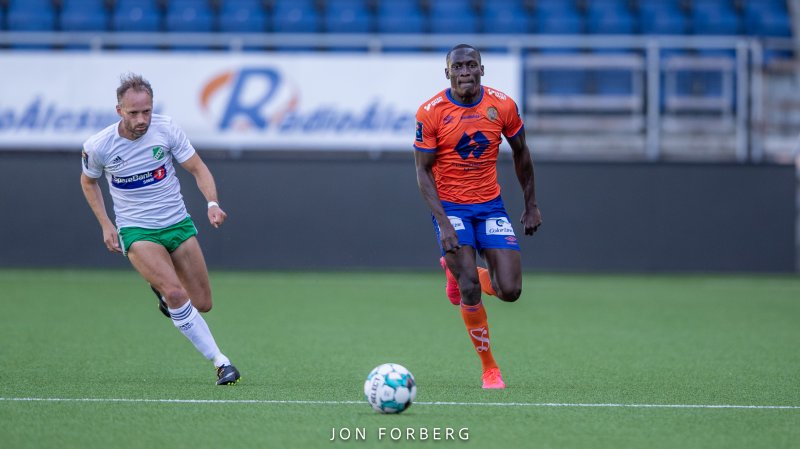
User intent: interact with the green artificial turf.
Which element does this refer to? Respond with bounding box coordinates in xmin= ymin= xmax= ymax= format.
xmin=0 ymin=269 xmax=798 ymax=448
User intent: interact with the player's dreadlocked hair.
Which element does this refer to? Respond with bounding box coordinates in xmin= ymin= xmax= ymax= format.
xmin=446 ymin=44 xmax=481 ymax=66
xmin=116 ymin=73 xmax=154 ymax=104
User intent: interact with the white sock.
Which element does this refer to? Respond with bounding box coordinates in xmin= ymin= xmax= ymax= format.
xmin=168 ymin=300 xmax=230 ymax=368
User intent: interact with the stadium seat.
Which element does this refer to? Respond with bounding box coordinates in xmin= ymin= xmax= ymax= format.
xmin=218 ymin=0 xmax=268 ymax=33
xmin=164 ymin=0 xmax=216 ymax=51
xmin=375 ymin=0 xmax=425 ymax=34
xmin=374 ymin=0 xmax=424 ymax=52
xmin=112 ymin=0 xmax=161 ymax=32
xmin=690 ymin=0 xmax=741 ymax=36
xmin=744 ymin=1 xmax=791 ymax=37
xmin=674 ymin=70 xmax=727 ymax=101
xmin=586 ymin=0 xmax=635 ymax=35
xmin=428 ymin=0 xmax=479 ymax=34
xmin=481 ymin=0 xmax=531 ymax=34
xmin=590 ymin=70 xmax=635 ymax=95
xmin=109 ymin=0 xmax=161 ymax=50
xmin=324 ymin=0 xmax=373 ymax=33
xmin=60 ymin=0 xmax=109 ymax=32
xmin=585 ymin=0 xmax=636 ymax=53
xmin=755 ymin=13 xmax=793 ymax=38
xmin=637 ymin=0 xmax=687 ymax=35
xmin=689 ymin=0 xmax=741 ymax=57
xmin=7 ymin=0 xmax=56 ymax=32
xmin=165 ymin=0 xmax=215 ymax=33
xmin=271 ymin=0 xmax=321 ymax=33
xmin=537 ymin=69 xmax=587 ymax=95
xmin=743 ymin=0 xmax=789 ymax=17
xmin=534 ymin=0 xmax=583 ymax=35
xmin=535 ymin=0 xmax=579 ymax=12
xmin=743 ymin=0 xmax=792 ymax=61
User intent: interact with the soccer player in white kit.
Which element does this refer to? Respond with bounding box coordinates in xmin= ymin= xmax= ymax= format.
xmin=79 ymin=74 xmax=240 ymax=385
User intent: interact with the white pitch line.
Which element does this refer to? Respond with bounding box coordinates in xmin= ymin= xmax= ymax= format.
xmin=421 ymin=401 xmax=800 ymax=410
xmin=1 ymin=397 xmax=798 ymax=410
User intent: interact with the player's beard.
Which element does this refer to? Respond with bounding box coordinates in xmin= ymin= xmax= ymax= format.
xmin=126 ymin=121 xmax=150 ymax=139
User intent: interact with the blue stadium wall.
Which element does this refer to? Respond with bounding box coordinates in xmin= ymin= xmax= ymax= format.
xmin=0 ymin=151 xmax=794 ymax=273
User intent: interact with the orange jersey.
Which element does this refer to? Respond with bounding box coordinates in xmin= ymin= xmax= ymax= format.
xmin=414 ymin=86 xmax=524 ymax=204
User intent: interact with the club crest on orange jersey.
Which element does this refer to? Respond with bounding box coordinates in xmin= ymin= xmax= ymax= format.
xmin=486 ymin=107 xmax=498 ymax=121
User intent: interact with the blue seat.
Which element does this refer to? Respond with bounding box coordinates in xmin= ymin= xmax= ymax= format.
xmin=586 ymin=0 xmax=634 ymax=35
xmin=755 ymin=14 xmax=792 ymax=38
xmin=534 ymin=0 xmax=583 ymax=34
xmin=535 ymin=16 xmax=582 ymax=35
xmin=375 ymin=1 xmax=424 ymax=34
xmin=754 ymin=11 xmax=792 ymax=60
xmin=60 ymin=0 xmax=109 ymax=32
xmin=690 ymin=1 xmax=741 ymax=57
xmin=482 ymin=0 xmax=531 ymax=34
xmin=271 ymin=0 xmax=321 ymax=33
xmin=674 ymin=71 xmax=726 ymax=101
xmin=591 ymin=70 xmax=635 ymax=95
xmin=538 ymin=71 xmax=587 ymax=95
xmin=637 ymin=0 xmax=686 ymax=35
xmin=164 ymin=0 xmax=216 ymax=50
xmin=165 ymin=0 xmax=215 ymax=33
xmin=112 ymin=0 xmax=161 ymax=32
xmin=744 ymin=1 xmax=791 ymax=37
xmin=429 ymin=0 xmax=479 ymax=34
xmin=690 ymin=0 xmax=741 ymax=36
xmin=744 ymin=0 xmax=791 ymax=61
xmin=589 ymin=16 xmax=635 ymax=35
xmin=218 ymin=0 xmax=268 ymax=33
xmin=743 ymin=0 xmax=788 ymax=18
xmin=671 ymin=65 xmax=736 ymax=112
xmin=640 ymin=16 xmax=687 ymax=35
xmin=536 ymin=59 xmax=587 ymax=94
xmin=8 ymin=0 xmax=53 ymax=13
xmin=637 ymin=0 xmax=682 ymax=13
xmin=535 ymin=0 xmax=578 ymax=11
xmin=7 ymin=0 xmax=56 ymax=31
xmin=324 ymin=0 xmax=373 ymax=33
xmin=110 ymin=0 xmax=161 ymax=50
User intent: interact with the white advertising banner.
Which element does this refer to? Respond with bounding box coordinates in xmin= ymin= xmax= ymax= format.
xmin=0 ymin=52 xmax=520 ymax=151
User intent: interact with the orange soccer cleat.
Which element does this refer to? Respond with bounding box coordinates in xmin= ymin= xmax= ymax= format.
xmin=481 ymin=367 xmax=506 ymax=389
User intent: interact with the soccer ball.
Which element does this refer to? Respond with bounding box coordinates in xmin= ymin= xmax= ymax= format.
xmin=363 ymin=363 xmax=417 ymax=414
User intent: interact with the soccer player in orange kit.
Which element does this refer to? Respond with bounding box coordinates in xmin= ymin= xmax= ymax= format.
xmin=414 ymin=44 xmax=542 ymax=389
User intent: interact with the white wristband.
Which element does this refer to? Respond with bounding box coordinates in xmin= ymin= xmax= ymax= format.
xmin=207 ymin=201 xmax=219 ymax=209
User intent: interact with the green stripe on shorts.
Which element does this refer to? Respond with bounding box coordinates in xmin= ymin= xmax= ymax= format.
xmin=118 ymin=216 xmax=197 ymax=256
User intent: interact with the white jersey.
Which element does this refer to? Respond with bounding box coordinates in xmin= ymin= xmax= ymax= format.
xmin=81 ymin=114 xmax=196 ymax=229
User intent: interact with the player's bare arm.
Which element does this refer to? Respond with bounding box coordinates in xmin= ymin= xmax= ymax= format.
xmin=507 ymin=132 xmax=542 ymax=235
xmin=80 ymin=173 xmax=121 ymax=252
xmin=414 ymin=150 xmax=460 ymax=253
xmin=180 ymin=153 xmax=227 ymax=228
